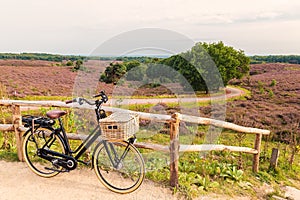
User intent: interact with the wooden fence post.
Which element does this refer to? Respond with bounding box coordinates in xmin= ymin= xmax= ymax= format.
xmin=252 ymin=133 xmax=262 ymax=173
xmin=12 ymin=105 xmax=24 ymax=161
xmin=270 ymin=148 xmax=279 ymax=169
xmin=169 ymin=113 xmax=180 ymax=187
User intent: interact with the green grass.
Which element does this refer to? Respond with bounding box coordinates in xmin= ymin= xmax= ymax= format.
xmin=0 ymin=131 xmax=19 ymax=161
xmin=15 ymin=95 xmax=70 ymax=101
xmin=0 ymin=149 xmax=18 ymax=161
xmin=227 ymin=85 xmax=251 ymax=101
xmin=109 ymin=90 xmax=225 ymax=100
xmin=136 ymin=125 xmax=300 ymax=199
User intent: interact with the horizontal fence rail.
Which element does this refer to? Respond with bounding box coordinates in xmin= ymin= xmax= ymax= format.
xmin=0 ymin=99 xmax=270 ymax=187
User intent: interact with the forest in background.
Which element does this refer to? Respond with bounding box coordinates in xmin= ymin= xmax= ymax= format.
xmin=1 ymin=52 xmax=300 ymax=64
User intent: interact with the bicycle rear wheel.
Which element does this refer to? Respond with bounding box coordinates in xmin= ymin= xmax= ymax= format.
xmin=23 ymin=127 xmax=66 ymax=178
xmin=93 ymin=140 xmax=145 ymax=194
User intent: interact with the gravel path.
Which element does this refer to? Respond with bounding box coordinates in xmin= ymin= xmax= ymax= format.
xmin=2 ymin=161 xmax=300 ymax=200
xmin=0 ymin=161 xmax=176 ymax=200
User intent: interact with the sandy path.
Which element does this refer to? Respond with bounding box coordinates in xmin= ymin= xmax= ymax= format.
xmin=19 ymin=87 xmax=244 ymax=112
xmin=0 ymin=161 xmax=176 ymax=200
xmin=3 ymin=161 xmax=300 ymax=200
xmin=107 ymin=87 xmax=244 ymax=106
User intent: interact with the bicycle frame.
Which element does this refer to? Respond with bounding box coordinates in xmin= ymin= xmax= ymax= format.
xmin=38 ymin=97 xmax=107 ymax=163
xmin=37 ymin=116 xmax=133 ymax=169
xmin=26 ymin=91 xmax=133 ymax=169
xmin=54 ymin=119 xmax=102 ymax=163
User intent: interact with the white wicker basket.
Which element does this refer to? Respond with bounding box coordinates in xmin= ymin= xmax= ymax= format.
xmin=99 ymin=112 xmax=139 ymax=140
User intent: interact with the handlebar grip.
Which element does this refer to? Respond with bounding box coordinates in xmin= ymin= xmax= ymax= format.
xmin=65 ymin=100 xmax=74 ymax=104
xmin=93 ymin=94 xmax=101 ymax=98
xmin=93 ymin=91 xmax=106 ymax=98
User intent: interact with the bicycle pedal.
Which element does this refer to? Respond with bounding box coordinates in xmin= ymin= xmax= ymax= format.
xmin=86 ymin=160 xmax=92 ymax=166
xmin=78 ymin=159 xmax=91 ymax=166
xmin=84 ymin=160 xmax=94 ymax=170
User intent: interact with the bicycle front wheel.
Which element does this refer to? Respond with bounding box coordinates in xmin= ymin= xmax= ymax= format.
xmin=23 ymin=127 xmax=66 ymax=178
xmin=93 ymin=140 xmax=145 ymax=194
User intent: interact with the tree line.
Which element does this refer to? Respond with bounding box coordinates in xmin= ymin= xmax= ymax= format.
xmin=0 ymin=53 xmax=156 ymax=63
xmin=250 ymin=55 xmax=300 ymax=64
xmin=1 ymin=52 xmax=299 ymax=65
xmin=100 ymin=41 xmax=250 ymax=93
xmin=0 ymin=53 xmax=86 ymax=62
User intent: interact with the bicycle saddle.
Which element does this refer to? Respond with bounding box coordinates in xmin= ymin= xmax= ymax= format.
xmin=46 ymin=110 xmax=67 ymax=119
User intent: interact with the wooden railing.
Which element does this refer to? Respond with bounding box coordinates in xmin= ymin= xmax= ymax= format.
xmin=0 ymin=100 xmax=270 ymax=187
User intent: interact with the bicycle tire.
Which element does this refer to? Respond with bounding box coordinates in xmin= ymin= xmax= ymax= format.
xmin=93 ymin=140 xmax=145 ymax=194
xmin=23 ymin=127 xmax=66 ymax=178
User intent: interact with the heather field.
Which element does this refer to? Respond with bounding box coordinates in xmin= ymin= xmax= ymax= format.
xmin=0 ymin=60 xmax=299 ymax=134
xmin=226 ymin=63 xmax=300 ymax=137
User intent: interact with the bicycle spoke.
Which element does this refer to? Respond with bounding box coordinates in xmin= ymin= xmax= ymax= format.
xmin=93 ymin=141 xmax=145 ymax=194
xmin=23 ymin=127 xmax=66 ymax=178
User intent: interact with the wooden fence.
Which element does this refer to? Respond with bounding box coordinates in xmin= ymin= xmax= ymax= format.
xmin=0 ymin=100 xmax=270 ymax=187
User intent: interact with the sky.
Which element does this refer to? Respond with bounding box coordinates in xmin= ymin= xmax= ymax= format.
xmin=0 ymin=0 xmax=300 ymax=55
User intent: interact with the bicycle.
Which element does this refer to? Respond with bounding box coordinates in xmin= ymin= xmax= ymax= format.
xmin=22 ymin=91 xmax=145 ymax=194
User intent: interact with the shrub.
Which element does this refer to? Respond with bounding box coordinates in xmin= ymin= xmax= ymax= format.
xmin=73 ymin=59 xmax=83 ymax=71
xmin=268 ymin=89 xmax=274 ymax=98
xmin=66 ymin=60 xmax=73 ymax=66
xmin=270 ymin=79 xmax=277 ymax=87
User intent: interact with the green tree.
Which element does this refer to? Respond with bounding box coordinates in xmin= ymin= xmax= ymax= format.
xmin=160 ymin=41 xmax=250 ymax=92
xmin=126 ymin=63 xmax=147 ymax=81
xmin=101 ymin=62 xmax=126 ymax=83
xmin=200 ymin=41 xmax=250 ymax=86
xmin=73 ymin=59 xmax=83 ymax=71
xmin=125 ymin=60 xmax=141 ymax=71
xmin=160 ymin=54 xmax=208 ymax=92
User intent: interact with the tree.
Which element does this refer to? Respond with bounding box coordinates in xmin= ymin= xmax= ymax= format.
xmin=160 ymin=41 xmax=250 ymax=92
xmin=73 ymin=59 xmax=83 ymax=71
xmin=101 ymin=62 xmax=126 ymax=84
xmin=126 ymin=63 xmax=147 ymax=81
xmin=200 ymin=42 xmax=250 ymax=85
xmin=160 ymin=54 xmax=208 ymax=92
xmin=125 ymin=60 xmax=141 ymax=71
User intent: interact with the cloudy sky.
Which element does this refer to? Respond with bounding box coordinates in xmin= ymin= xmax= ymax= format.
xmin=0 ymin=0 xmax=300 ymax=55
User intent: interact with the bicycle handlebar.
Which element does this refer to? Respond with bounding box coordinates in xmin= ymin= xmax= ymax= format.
xmin=65 ymin=91 xmax=108 ymax=106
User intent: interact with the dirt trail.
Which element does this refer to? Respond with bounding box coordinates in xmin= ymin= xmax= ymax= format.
xmin=107 ymin=87 xmax=244 ymax=106
xmin=0 ymin=161 xmax=176 ymax=200
xmin=3 ymin=161 xmax=300 ymax=200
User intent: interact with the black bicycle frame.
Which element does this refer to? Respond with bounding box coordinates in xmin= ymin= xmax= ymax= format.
xmin=56 ymin=121 xmax=102 ymax=161
xmin=33 ymin=95 xmax=132 ymax=169
xmin=53 ymin=120 xmax=132 ymax=165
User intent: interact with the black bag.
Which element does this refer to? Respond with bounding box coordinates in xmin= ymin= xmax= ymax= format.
xmin=22 ymin=115 xmax=55 ymax=127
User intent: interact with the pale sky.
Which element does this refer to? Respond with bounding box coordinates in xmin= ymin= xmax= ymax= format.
xmin=0 ymin=0 xmax=300 ymax=55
